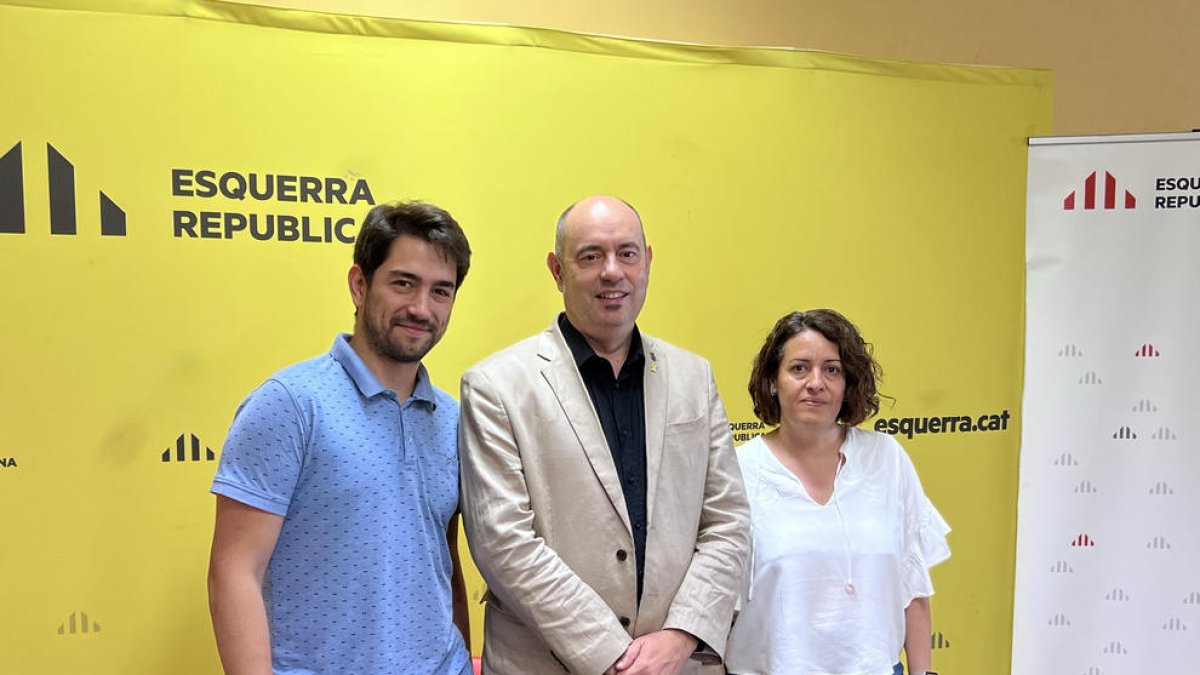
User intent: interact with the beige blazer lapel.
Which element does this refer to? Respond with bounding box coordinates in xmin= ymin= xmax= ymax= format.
xmin=642 ymin=336 xmax=666 ymax=529
xmin=538 ymin=325 xmax=632 ymax=534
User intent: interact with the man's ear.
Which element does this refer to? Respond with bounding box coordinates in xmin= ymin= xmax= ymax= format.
xmin=546 ymin=252 xmax=565 ymax=292
xmin=348 ymin=264 xmax=368 ymax=308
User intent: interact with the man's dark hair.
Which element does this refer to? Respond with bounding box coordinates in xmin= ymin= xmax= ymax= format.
xmin=354 ymin=201 xmax=471 ymax=287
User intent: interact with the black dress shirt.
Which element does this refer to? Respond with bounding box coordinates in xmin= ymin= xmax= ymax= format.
xmin=558 ymin=314 xmax=648 ymax=602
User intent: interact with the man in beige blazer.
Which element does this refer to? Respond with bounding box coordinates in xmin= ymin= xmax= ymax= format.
xmin=459 ymin=195 xmax=749 ymax=675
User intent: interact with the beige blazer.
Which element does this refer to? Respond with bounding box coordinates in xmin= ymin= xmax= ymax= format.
xmin=459 ymin=319 xmax=749 ymax=675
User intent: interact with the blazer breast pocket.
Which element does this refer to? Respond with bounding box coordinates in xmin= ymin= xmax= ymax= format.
xmin=663 ymin=416 xmax=708 ymax=472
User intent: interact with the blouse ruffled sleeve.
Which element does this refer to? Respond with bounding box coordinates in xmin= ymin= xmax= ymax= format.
xmin=899 ymin=447 xmax=951 ymax=603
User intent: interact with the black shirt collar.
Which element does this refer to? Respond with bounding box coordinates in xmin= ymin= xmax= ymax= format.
xmin=557 ymin=313 xmax=644 ymax=374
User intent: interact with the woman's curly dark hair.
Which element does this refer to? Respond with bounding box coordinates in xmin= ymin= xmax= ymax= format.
xmin=748 ymin=309 xmax=884 ymax=427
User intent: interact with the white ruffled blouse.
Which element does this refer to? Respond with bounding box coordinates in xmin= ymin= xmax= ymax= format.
xmin=725 ymin=427 xmax=951 ymax=675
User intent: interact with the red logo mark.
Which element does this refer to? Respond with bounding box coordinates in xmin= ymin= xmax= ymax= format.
xmin=1071 ymin=533 xmax=1095 ymax=547
xmin=1063 ymin=171 xmax=1136 ymax=210
xmin=1135 ymin=343 xmax=1161 ymax=357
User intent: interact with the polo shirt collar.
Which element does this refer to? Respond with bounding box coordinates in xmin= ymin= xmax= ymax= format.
xmin=330 ymin=334 xmax=437 ymax=408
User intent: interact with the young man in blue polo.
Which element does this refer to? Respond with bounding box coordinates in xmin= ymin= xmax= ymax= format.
xmin=207 ymin=201 xmax=473 ymax=675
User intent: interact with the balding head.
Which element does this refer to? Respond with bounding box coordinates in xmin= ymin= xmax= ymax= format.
xmin=555 ymin=196 xmax=644 ymax=260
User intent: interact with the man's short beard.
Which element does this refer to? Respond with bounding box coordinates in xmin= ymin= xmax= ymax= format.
xmin=359 ymin=290 xmax=441 ymax=364
xmin=362 ymin=316 xmax=436 ymax=364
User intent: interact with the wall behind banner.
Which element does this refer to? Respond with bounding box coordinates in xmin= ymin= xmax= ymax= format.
xmin=0 ymin=2 xmax=1048 ymax=673
xmin=258 ymin=0 xmax=1200 ymax=136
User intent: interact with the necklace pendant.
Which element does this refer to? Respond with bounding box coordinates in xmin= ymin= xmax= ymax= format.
xmin=844 ymin=583 xmax=856 ymax=596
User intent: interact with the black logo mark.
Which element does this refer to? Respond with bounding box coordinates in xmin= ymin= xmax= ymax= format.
xmin=0 ymin=142 xmax=125 ymax=236
xmin=162 ymin=433 xmax=215 ymax=462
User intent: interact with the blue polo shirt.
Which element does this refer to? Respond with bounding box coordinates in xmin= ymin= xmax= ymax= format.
xmin=212 ymin=335 xmax=470 ymax=675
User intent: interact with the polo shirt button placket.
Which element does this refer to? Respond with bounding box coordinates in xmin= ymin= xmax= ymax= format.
xmin=394 ymin=398 xmax=408 ymax=461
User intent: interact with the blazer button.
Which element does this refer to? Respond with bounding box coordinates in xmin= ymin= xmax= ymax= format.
xmin=616 ymin=549 xmax=628 ymax=561
xmin=620 ymin=616 xmax=631 ymax=627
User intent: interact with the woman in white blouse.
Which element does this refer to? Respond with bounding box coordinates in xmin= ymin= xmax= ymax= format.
xmin=725 ymin=309 xmax=950 ymax=675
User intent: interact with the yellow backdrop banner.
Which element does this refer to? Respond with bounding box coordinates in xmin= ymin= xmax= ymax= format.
xmin=0 ymin=1 xmax=1050 ymax=672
